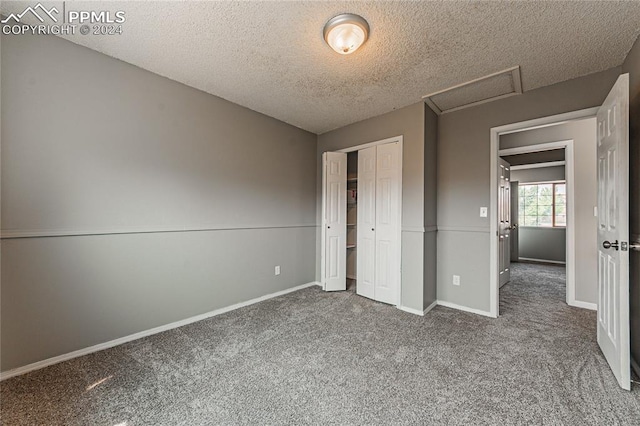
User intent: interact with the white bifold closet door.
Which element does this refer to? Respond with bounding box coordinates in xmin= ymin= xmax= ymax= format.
xmin=357 ymin=142 xmax=401 ymax=305
xmin=357 ymin=146 xmax=377 ymax=300
xmin=322 ymin=152 xmax=347 ymax=292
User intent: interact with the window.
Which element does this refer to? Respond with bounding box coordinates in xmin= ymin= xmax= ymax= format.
xmin=518 ymin=182 xmax=566 ymax=227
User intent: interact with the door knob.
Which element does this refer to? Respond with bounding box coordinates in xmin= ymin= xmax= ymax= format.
xmin=371 ymin=228 xmax=374 ymax=231
xmin=603 ymin=240 xmax=619 ymax=250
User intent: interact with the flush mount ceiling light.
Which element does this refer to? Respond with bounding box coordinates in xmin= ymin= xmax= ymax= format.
xmin=323 ymin=13 xmax=369 ymax=55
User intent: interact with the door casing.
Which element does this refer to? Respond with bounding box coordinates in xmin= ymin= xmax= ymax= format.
xmin=489 ymin=107 xmax=598 ymax=318
xmin=321 ymin=135 xmax=403 ymax=307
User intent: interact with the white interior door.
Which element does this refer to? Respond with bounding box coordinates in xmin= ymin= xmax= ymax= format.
xmin=322 ymin=152 xmax=347 ymax=292
xmin=373 ymin=142 xmax=401 ymax=305
xmin=499 ymin=158 xmax=512 ymax=287
xmin=596 ymin=73 xmax=630 ymax=390
xmin=357 ymin=146 xmax=376 ymax=300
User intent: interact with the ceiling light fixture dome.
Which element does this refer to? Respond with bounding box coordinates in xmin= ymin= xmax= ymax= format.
xmin=323 ymin=13 xmax=369 ymax=55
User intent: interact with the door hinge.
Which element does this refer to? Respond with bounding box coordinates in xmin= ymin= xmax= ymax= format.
xmin=621 ymin=241 xmax=628 ymax=251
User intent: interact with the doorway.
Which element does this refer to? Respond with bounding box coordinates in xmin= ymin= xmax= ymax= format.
xmin=489 ymin=109 xmax=599 ymax=318
xmin=498 ymin=143 xmax=570 ymax=310
xmin=499 ymin=141 xmax=572 ymax=282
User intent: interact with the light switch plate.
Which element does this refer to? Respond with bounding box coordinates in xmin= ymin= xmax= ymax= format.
xmin=480 ymin=207 xmax=488 ymax=218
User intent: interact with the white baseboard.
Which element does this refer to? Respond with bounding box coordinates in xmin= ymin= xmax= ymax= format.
xmin=397 ymin=305 xmax=424 ymax=316
xmin=568 ymin=300 xmax=597 ymax=311
xmin=518 ymin=257 xmax=566 ymax=265
xmin=395 ymin=300 xmax=438 ymax=317
xmin=436 ymin=300 xmax=495 ymax=318
xmin=632 ymin=356 xmax=640 ymax=379
xmin=0 ymin=281 xmax=321 ymax=381
xmin=423 ymin=300 xmax=438 ymax=315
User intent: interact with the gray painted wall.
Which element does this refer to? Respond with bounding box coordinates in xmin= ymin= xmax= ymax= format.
xmin=424 ymin=106 xmax=438 ymax=309
xmin=511 ymin=166 xmax=565 ymax=184
xmin=622 ymin=35 xmax=640 ymax=372
xmin=511 ymin=165 xmax=566 ymax=263
xmin=518 ymin=228 xmax=566 ymax=263
xmin=501 ymin=119 xmax=597 ymax=304
xmin=317 ymin=102 xmax=426 ymax=312
xmin=1 ymin=34 xmax=317 ymax=371
xmin=437 ymin=67 xmax=621 ymax=313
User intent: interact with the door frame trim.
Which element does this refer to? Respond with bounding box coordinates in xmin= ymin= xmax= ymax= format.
xmin=510 ymin=160 xmax=566 ymax=171
xmin=489 ymin=107 xmax=598 ymax=318
xmin=321 ymin=153 xmax=330 ymax=291
xmin=322 ymin=135 xmax=404 ymax=307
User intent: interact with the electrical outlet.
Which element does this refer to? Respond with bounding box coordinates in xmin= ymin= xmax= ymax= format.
xmin=275 ymin=266 xmax=281 ymax=276
xmin=453 ymin=275 xmax=460 ymax=286
xmin=479 ymin=207 xmax=488 ymax=218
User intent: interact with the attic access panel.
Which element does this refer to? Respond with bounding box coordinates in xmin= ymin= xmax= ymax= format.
xmin=423 ymin=66 xmax=522 ymax=115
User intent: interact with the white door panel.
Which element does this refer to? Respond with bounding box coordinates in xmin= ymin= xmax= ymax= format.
xmin=323 ymin=152 xmax=347 ymax=292
xmin=374 ymin=142 xmax=401 ymax=305
xmin=357 ymin=142 xmax=401 ymax=305
xmin=357 ymin=146 xmax=376 ymax=300
xmin=596 ymin=73 xmax=630 ymax=390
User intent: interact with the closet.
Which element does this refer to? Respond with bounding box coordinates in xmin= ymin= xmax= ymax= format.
xmin=346 ymin=152 xmax=358 ymax=290
xmin=321 ymin=140 xmax=402 ymax=305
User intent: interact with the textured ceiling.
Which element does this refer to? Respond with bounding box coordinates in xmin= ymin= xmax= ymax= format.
xmin=2 ymin=1 xmax=640 ymax=134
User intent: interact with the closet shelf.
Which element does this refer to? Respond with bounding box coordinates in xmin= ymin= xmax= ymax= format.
xmin=347 ymin=177 xmax=358 ymax=182
xmin=347 ymin=223 xmax=357 ymax=226
xmin=347 ymin=244 xmax=356 ymax=249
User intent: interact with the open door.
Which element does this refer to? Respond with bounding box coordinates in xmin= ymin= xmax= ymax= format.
xmin=322 ymin=152 xmax=347 ymax=292
xmin=499 ymin=158 xmax=512 ymax=287
xmin=597 ymin=73 xmax=630 ymax=390
xmin=510 ymin=180 xmax=519 ymax=262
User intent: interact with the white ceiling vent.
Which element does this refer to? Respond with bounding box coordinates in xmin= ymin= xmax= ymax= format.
xmin=423 ymin=66 xmax=522 ymax=115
